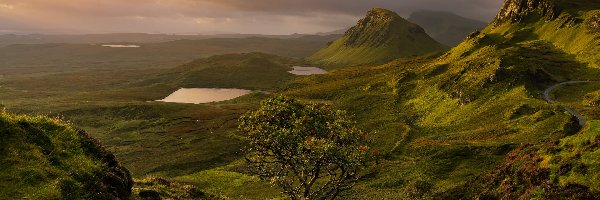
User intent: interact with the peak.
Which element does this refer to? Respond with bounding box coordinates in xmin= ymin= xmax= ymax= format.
xmin=362 ymin=8 xmax=403 ymax=24
xmin=495 ymin=0 xmax=560 ymax=22
xmin=343 ymin=8 xmax=416 ymax=47
xmin=308 ymin=7 xmax=446 ymax=67
xmin=368 ymin=8 xmax=398 ymax=16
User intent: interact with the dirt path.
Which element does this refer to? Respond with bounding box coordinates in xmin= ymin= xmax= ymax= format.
xmin=543 ymin=81 xmax=591 ymax=126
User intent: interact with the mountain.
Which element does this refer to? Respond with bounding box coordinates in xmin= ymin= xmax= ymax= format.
xmin=308 ymin=8 xmax=447 ymax=67
xmin=0 ymin=112 xmax=133 ymax=199
xmin=408 ymin=10 xmax=488 ymax=46
xmin=315 ymin=28 xmax=347 ymax=36
xmin=283 ymin=0 xmax=600 ymax=199
xmin=0 ymin=33 xmax=332 ymax=48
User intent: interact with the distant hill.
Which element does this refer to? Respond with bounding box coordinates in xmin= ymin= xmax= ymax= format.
xmin=0 ymin=33 xmax=337 ymax=47
xmin=0 ymin=112 xmax=132 ymax=199
xmin=408 ymin=10 xmax=488 ymax=46
xmin=315 ymin=28 xmax=347 ymax=36
xmin=151 ymin=52 xmax=301 ymax=91
xmin=308 ymin=8 xmax=447 ymax=67
xmin=0 ymin=35 xmax=337 ymax=76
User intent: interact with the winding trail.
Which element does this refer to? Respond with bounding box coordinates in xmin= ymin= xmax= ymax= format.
xmin=543 ymin=81 xmax=591 ymax=126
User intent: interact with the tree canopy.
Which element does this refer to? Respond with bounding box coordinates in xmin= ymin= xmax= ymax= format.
xmin=239 ymin=96 xmax=372 ymax=200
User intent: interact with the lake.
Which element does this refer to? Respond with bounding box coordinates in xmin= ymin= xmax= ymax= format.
xmin=288 ymin=66 xmax=327 ymax=75
xmin=102 ymin=44 xmax=141 ymax=48
xmin=158 ymin=88 xmax=252 ymax=104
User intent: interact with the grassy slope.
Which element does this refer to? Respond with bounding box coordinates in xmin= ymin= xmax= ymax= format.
xmin=0 ymin=112 xmax=132 ymax=199
xmin=150 ymin=52 xmax=301 ymax=91
xmin=185 ymin=2 xmax=600 ymax=199
xmin=308 ymin=8 xmax=447 ymax=68
xmin=0 ymin=52 xmax=297 ymax=179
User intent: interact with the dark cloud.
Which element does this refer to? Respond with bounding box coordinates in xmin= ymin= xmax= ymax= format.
xmin=199 ymin=0 xmax=503 ymax=20
xmin=0 ymin=0 xmax=504 ymax=34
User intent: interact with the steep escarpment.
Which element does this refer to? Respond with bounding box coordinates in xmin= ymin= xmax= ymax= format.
xmin=308 ymin=8 xmax=447 ymax=67
xmin=0 ymin=112 xmax=133 ymax=199
xmin=495 ymin=0 xmax=561 ymax=22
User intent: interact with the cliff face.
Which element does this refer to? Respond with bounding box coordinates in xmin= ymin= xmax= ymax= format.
xmin=495 ymin=0 xmax=561 ymax=22
xmin=590 ymin=14 xmax=600 ymax=32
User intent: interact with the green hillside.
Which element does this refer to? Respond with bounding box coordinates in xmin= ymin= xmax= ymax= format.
xmin=408 ymin=10 xmax=488 ymax=46
xmin=308 ymin=8 xmax=447 ymax=68
xmin=0 ymin=112 xmax=133 ymax=199
xmin=281 ymin=0 xmax=600 ymax=198
xmin=153 ymin=52 xmax=300 ymax=91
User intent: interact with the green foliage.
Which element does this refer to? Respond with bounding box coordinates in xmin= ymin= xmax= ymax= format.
xmin=0 ymin=112 xmax=133 ymax=199
xmin=584 ymin=90 xmax=600 ymax=106
xmin=133 ymin=177 xmax=214 ymax=200
xmin=239 ymin=96 xmax=373 ymax=200
xmin=175 ymin=165 xmax=283 ymax=199
xmin=163 ymin=52 xmax=299 ymax=91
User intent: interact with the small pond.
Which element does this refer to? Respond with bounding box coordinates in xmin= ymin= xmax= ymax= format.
xmin=102 ymin=44 xmax=141 ymax=48
xmin=288 ymin=66 xmax=328 ymax=75
xmin=157 ymin=88 xmax=252 ymax=104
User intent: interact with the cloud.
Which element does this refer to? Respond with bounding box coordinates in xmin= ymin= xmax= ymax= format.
xmin=0 ymin=0 xmax=504 ymax=34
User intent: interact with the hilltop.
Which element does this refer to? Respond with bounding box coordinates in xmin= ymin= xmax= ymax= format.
xmin=0 ymin=112 xmax=132 ymax=199
xmin=408 ymin=10 xmax=488 ymax=46
xmin=147 ymin=52 xmax=301 ymax=91
xmin=308 ymin=8 xmax=447 ymax=67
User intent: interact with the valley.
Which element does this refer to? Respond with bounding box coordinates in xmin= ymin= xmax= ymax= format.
xmin=1 ymin=0 xmax=600 ymax=199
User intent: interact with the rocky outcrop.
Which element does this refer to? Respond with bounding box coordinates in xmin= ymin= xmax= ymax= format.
xmin=496 ymin=0 xmax=561 ymax=23
xmin=79 ymin=130 xmax=134 ymax=200
xmin=588 ymin=14 xmax=600 ymax=32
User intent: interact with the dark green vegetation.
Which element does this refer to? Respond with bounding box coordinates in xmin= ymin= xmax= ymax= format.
xmin=0 ymin=112 xmax=132 ymax=199
xmin=153 ymin=52 xmax=300 ymax=91
xmin=2 ymin=0 xmax=600 ymax=199
xmin=240 ymin=96 xmax=373 ymax=200
xmin=308 ymin=8 xmax=447 ymax=68
xmin=0 ymin=51 xmax=296 ymax=179
xmin=132 ymin=177 xmax=214 ymax=200
xmin=408 ymin=10 xmax=488 ymax=46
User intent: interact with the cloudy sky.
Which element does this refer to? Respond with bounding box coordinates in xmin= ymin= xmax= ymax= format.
xmin=0 ymin=0 xmax=503 ymax=35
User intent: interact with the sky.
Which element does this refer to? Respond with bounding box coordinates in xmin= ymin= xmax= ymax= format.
xmin=0 ymin=0 xmax=504 ymax=35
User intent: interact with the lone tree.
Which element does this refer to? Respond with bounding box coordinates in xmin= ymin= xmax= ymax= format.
xmin=239 ymin=96 xmax=372 ymax=200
